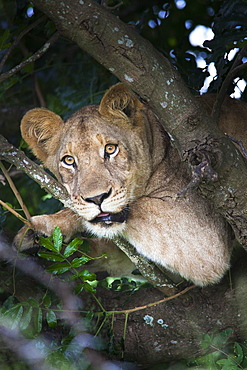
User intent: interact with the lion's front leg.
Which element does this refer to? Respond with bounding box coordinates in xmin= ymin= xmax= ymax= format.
xmin=14 ymin=208 xmax=84 ymax=251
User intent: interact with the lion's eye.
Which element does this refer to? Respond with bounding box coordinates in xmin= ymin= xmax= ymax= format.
xmin=62 ymin=155 xmax=75 ymax=166
xmin=104 ymin=144 xmax=119 ymax=157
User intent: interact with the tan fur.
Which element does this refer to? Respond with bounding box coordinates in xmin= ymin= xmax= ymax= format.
xmin=16 ymin=84 xmax=247 ymax=286
xmin=199 ymin=94 xmax=247 ymax=146
xmin=84 ymin=238 xmax=144 ymax=279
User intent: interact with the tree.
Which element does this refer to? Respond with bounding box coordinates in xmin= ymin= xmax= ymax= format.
xmin=1 ymin=0 xmax=247 ymax=368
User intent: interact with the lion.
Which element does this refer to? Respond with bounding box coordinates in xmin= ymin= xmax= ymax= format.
xmin=15 ymin=84 xmax=247 ymax=286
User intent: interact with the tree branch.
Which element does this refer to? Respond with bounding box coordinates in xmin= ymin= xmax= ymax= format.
xmin=0 ymin=31 xmax=60 ymax=83
xmin=0 ymin=15 xmax=47 ymax=73
xmin=0 ymin=135 xmax=71 ymax=208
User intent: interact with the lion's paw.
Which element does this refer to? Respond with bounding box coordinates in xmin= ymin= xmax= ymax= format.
xmin=14 ymin=225 xmax=41 ymax=252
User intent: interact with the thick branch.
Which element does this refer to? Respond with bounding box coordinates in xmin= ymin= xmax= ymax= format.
xmin=0 ymin=135 xmax=71 ymax=207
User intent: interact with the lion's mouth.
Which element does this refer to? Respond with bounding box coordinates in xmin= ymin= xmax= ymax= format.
xmin=90 ymin=208 xmax=129 ymax=225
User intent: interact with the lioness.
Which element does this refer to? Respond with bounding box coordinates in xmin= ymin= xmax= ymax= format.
xmin=15 ymin=84 xmax=246 ymax=286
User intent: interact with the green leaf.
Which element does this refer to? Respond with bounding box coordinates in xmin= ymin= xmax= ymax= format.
xmin=52 ymin=226 xmax=63 ymax=252
xmin=46 ymin=310 xmax=57 ymax=327
xmin=86 ymin=310 xmax=94 ymax=322
xmin=42 ymin=293 xmax=51 ymax=308
xmin=77 ymin=269 xmax=96 ymax=282
xmin=39 ymin=236 xmax=58 ymax=252
xmin=74 ymin=283 xmax=84 ymax=295
xmin=71 ymin=256 xmax=91 ymax=268
xmin=234 ymin=342 xmax=244 ymax=364
xmin=20 ymin=306 xmax=33 ymax=331
xmin=46 ymin=262 xmax=71 ymax=274
xmin=46 ymin=351 xmax=71 ymax=367
xmin=63 ymin=238 xmax=83 ymax=258
xmin=0 ymin=29 xmax=11 ymax=50
xmin=217 ymin=357 xmax=239 ymax=369
xmin=2 ymin=202 xmax=14 ymax=211
xmin=83 ymin=282 xmax=96 ymax=293
xmin=28 ymin=298 xmax=40 ymax=307
xmin=41 ymin=193 xmax=53 ymax=201
xmin=38 ymin=251 xmax=65 ymax=262
xmin=3 ymin=305 xmax=23 ymax=329
xmin=212 ymin=328 xmax=233 ymax=349
xmin=34 ymin=308 xmax=42 ymax=333
xmin=201 ymin=333 xmax=212 ymax=349
xmin=80 ymin=239 xmax=90 ymax=253
xmin=2 ymin=295 xmax=15 ymax=310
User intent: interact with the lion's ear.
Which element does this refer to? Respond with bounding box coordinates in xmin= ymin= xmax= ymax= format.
xmin=99 ymin=83 xmax=143 ymax=121
xmin=21 ymin=108 xmax=64 ymax=162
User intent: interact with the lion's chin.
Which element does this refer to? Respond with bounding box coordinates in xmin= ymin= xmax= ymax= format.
xmin=90 ymin=208 xmax=129 ymax=225
xmin=85 ymin=217 xmax=127 ymax=239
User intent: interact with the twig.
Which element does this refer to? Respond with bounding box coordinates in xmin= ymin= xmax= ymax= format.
xmin=0 ymin=15 xmax=47 ymax=73
xmin=228 ymin=135 xmax=247 ymax=160
xmin=34 ymin=76 xmax=46 ymax=107
xmin=0 ymin=161 xmax=31 ymax=219
xmin=125 ymin=284 xmax=196 ymax=314
xmin=212 ymin=45 xmax=247 ymax=121
xmin=101 ymin=0 xmax=123 ymax=9
xmin=0 ymin=199 xmax=30 ymax=226
xmin=0 ymin=31 xmax=60 ymax=83
xmin=94 ymin=285 xmax=197 ymax=316
xmin=47 ymin=284 xmax=197 ymax=316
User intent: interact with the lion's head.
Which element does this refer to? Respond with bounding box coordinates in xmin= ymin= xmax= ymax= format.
xmin=21 ymin=84 xmax=166 ymax=238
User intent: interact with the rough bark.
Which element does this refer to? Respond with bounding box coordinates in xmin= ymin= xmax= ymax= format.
xmin=0 ymin=134 xmax=71 ymax=206
xmin=28 ymin=0 xmax=247 ymax=247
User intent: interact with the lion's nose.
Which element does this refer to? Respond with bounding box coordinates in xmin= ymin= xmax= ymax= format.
xmin=84 ymin=188 xmax=112 ymax=206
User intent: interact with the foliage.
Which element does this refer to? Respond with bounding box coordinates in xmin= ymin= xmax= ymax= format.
xmin=0 ymin=227 xmax=154 ymax=368
xmin=0 ymin=228 xmax=246 ymax=369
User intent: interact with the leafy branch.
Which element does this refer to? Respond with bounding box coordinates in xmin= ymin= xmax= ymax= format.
xmin=0 ymin=31 xmax=60 ymax=84
xmin=0 ymin=15 xmax=47 ymax=73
